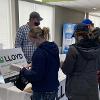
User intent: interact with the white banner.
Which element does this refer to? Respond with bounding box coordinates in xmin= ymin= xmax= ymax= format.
xmin=0 ymin=48 xmax=27 ymax=79
xmin=62 ymin=23 xmax=76 ymax=53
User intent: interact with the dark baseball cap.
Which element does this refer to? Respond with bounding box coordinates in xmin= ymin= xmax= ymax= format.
xmin=75 ymin=23 xmax=89 ymax=33
xmin=29 ymin=11 xmax=43 ymax=21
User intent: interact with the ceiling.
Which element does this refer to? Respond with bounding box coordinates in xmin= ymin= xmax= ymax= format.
xmin=46 ymin=0 xmax=100 ymax=13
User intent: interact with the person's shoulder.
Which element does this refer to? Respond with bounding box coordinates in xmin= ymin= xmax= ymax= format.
xmin=68 ymin=44 xmax=78 ymax=55
xmin=18 ymin=24 xmax=29 ymax=30
xmin=52 ymin=41 xmax=58 ymax=45
xmin=69 ymin=44 xmax=76 ymax=50
xmin=49 ymin=41 xmax=59 ymax=49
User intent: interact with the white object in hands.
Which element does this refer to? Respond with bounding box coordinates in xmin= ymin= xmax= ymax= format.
xmin=59 ymin=54 xmax=66 ymax=62
xmin=10 ymin=64 xmax=24 ymax=72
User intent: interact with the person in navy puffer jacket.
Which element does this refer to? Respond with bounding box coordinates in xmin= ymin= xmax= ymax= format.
xmin=21 ymin=26 xmax=60 ymax=100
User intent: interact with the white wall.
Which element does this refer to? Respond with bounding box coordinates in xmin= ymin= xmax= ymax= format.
xmin=54 ymin=6 xmax=85 ymax=46
xmin=0 ymin=0 xmax=12 ymax=49
xmin=89 ymin=14 xmax=100 ymax=27
xmin=19 ymin=1 xmax=34 ymax=26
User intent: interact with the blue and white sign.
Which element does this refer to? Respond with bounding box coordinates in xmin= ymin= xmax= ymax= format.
xmin=62 ymin=23 xmax=76 ymax=53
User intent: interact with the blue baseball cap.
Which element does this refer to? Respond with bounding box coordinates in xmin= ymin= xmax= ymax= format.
xmin=82 ymin=19 xmax=93 ymax=25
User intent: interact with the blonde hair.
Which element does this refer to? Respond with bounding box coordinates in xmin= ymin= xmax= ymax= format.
xmin=29 ymin=26 xmax=49 ymax=40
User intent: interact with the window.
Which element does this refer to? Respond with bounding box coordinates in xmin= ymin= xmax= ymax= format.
xmin=35 ymin=4 xmax=54 ymax=40
xmin=89 ymin=13 xmax=100 ymax=27
xmin=19 ymin=1 xmax=34 ymax=26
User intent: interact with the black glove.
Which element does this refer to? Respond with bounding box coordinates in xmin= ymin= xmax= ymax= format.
xmin=14 ymin=70 xmax=28 ymax=91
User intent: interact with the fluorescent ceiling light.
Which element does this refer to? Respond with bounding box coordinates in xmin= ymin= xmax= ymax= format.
xmin=35 ymin=0 xmax=42 ymax=2
xmin=43 ymin=0 xmax=74 ymax=2
xmin=93 ymin=8 xmax=96 ymax=10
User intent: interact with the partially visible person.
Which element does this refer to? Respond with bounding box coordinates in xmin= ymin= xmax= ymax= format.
xmin=82 ymin=19 xmax=100 ymax=84
xmin=61 ymin=23 xmax=100 ymax=100
xmin=20 ymin=26 xmax=60 ymax=100
xmin=15 ymin=11 xmax=43 ymax=63
xmin=92 ymin=27 xmax=100 ymax=41
xmin=92 ymin=27 xmax=100 ymax=87
xmin=82 ymin=19 xmax=100 ymax=87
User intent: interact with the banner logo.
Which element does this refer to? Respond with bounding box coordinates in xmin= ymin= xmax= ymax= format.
xmin=0 ymin=54 xmax=23 ymax=63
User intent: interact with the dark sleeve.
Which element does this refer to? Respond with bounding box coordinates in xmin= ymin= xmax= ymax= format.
xmin=21 ymin=50 xmax=46 ymax=82
xmin=61 ymin=46 xmax=77 ymax=75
